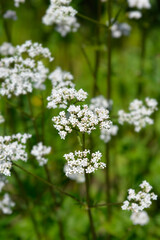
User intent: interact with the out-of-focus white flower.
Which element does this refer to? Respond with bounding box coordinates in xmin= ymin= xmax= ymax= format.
xmin=128 ymin=11 xmax=142 ymax=19
xmin=3 ymin=10 xmax=17 ymax=20
xmin=118 ymin=98 xmax=158 ymax=132
xmin=42 ymin=0 xmax=80 ymax=36
xmin=111 ymin=22 xmax=131 ymax=38
xmin=64 ymin=150 xmax=106 ymax=175
xmin=0 ymin=175 xmax=7 ymax=192
xmin=89 ymin=95 xmax=113 ymax=111
xmin=0 ymin=133 xmax=31 ymax=176
xmin=130 ymin=211 xmax=149 ymax=225
xmin=64 ymin=164 xmax=85 ymax=183
xmin=128 ymin=0 xmax=151 ymax=9
xmin=31 ymin=142 xmax=51 ymax=166
xmin=100 ymin=125 xmax=118 ymax=143
xmin=122 ymin=180 xmax=157 ymax=213
xmin=14 ymin=0 xmax=25 ymax=7
xmin=0 ymin=42 xmax=16 ymax=56
xmin=0 ymin=193 xmax=15 ymax=214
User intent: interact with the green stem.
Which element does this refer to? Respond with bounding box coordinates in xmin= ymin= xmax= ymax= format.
xmin=77 ymin=12 xmax=107 ymax=28
xmin=82 ymin=134 xmax=97 ymax=240
xmin=13 ymin=162 xmax=82 ymax=204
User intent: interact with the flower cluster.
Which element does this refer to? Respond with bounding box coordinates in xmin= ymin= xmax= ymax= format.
xmin=31 ymin=142 xmax=52 ymax=166
xmin=130 ymin=211 xmax=149 ymax=225
xmin=0 ymin=133 xmax=31 ymax=176
xmin=111 ymin=22 xmax=131 ymax=38
xmin=64 ymin=150 xmax=106 ymax=175
xmin=128 ymin=0 xmax=151 ymax=9
xmin=47 ymin=67 xmax=87 ymax=109
xmin=0 ymin=42 xmax=16 ymax=56
xmin=118 ymin=98 xmax=158 ymax=132
xmin=0 ymin=41 xmax=53 ymax=98
xmin=100 ymin=125 xmax=118 ymax=143
xmin=3 ymin=10 xmax=17 ymax=21
xmin=42 ymin=0 xmax=80 ymax=36
xmin=53 ymin=104 xmax=111 ymax=139
xmin=122 ymin=180 xmax=157 ymax=213
xmin=64 ymin=164 xmax=85 ymax=183
xmin=128 ymin=11 xmax=142 ymax=19
xmin=14 ymin=0 xmax=25 ymax=7
xmin=89 ymin=95 xmax=112 ymax=111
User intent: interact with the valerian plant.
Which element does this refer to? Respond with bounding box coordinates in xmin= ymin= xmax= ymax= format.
xmin=0 ymin=0 xmax=159 ymax=239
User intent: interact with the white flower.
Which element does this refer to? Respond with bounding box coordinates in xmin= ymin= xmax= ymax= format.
xmin=64 ymin=150 xmax=106 ymax=175
xmin=0 ymin=193 xmax=15 ymax=214
xmin=64 ymin=164 xmax=85 ymax=183
xmin=128 ymin=0 xmax=151 ymax=9
xmin=31 ymin=142 xmax=51 ymax=166
xmin=42 ymin=0 xmax=80 ymax=36
xmin=3 ymin=10 xmax=17 ymax=20
xmin=0 ymin=133 xmax=31 ymax=176
xmin=122 ymin=180 xmax=157 ymax=213
xmin=0 ymin=175 xmax=8 ymax=192
xmin=53 ymin=104 xmax=111 ymax=139
xmin=130 ymin=211 xmax=149 ymax=225
xmin=14 ymin=0 xmax=25 ymax=7
xmin=111 ymin=22 xmax=131 ymax=38
xmin=118 ymin=98 xmax=158 ymax=132
xmin=100 ymin=125 xmax=118 ymax=143
xmin=128 ymin=11 xmax=142 ymax=19
xmin=0 ymin=41 xmax=53 ymax=97
xmin=89 ymin=95 xmax=113 ymax=111
xmin=0 ymin=42 xmax=16 ymax=56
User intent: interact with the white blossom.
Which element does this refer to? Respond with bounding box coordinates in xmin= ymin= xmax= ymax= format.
xmin=31 ymin=142 xmax=51 ymax=166
xmin=128 ymin=11 xmax=142 ymax=19
xmin=42 ymin=0 xmax=80 ymax=36
xmin=0 ymin=133 xmax=31 ymax=176
xmin=0 ymin=41 xmax=53 ymax=98
xmin=100 ymin=125 xmax=118 ymax=143
xmin=118 ymin=98 xmax=158 ymax=132
xmin=3 ymin=10 xmax=17 ymax=20
xmin=89 ymin=95 xmax=113 ymax=111
xmin=128 ymin=0 xmax=151 ymax=9
xmin=122 ymin=180 xmax=157 ymax=213
xmin=53 ymin=104 xmax=111 ymax=139
xmin=14 ymin=0 xmax=25 ymax=7
xmin=64 ymin=164 xmax=85 ymax=183
xmin=0 ymin=175 xmax=8 ymax=192
xmin=0 ymin=193 xmax=15 ymax=214
xmin=0 ymin=42 xmax=16 ymax=56
xmin=130 ymin=211 xmax=149 ymax=225
xmin=64 ymin=150 xmax=106 ymax=175
xmin=111 ymin=22 xmax=131 ymax=38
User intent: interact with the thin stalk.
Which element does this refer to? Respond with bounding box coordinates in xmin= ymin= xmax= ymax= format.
xmin=13 ymin=162 xmax=82 ymax=204
xmin=82 ymin=134 xmax=97 ymax=240
xmin=13 ymin=169 xmax=43 ymax=240
xmin=106 ymin=0 xmax=112 ymax=220
xmin=77 ymin=12 xmax=107 ymax=28
xmin=93 ymin=0 xmax=101 ymax=97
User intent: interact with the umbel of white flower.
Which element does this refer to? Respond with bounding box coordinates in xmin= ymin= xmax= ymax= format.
xmin=128 ymin=0 xmax=151 ymax=9
xmin=47 ymin=67 xmax=88 ymax=109
xmin=89 ymin=95 xmax=113 ymax=111
xmin=0 ymin=133 xmax=31 ymax=176
xmin=130 ymin=211 xmax=149 ymax=225
xmin=53 ymin=104 xmax=111 ymax=139
xmin=118 ymin=98 xmax=158 ymax=132
xmin=14 ymin=0 xmax=25 ymax=7
xmin=122 ymin=180 xmax=157 ymax=213
xmin=0 ymin=40 xmax=53 ymax=98
xmin=0 ymin=42 xmax=16 ymax=56
xmin=128 ymin=11 xmax=142 ymax=19
xmin=111 ymin=22 xmax=131 ymax=38
xmin=0 ymin=193 xmax=15 ymax=214
xmin=64 ymin=150 xmax=106 ymax=176
xmin=64 ymin=164 xmax=85 ymax=183
xmin=42 ymin=0 xmax=80 ymax=36
xmin=31 ymin=142 xmax=51 ymax=166
xmin=100 ymin=125 xmax=118 ymax=143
